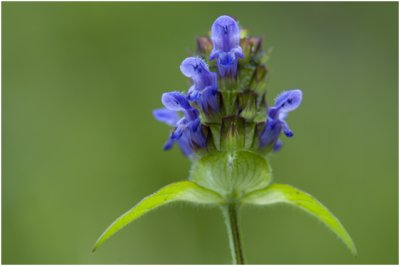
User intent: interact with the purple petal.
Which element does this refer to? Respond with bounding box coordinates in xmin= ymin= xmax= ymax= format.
xmin=273 ymin=139 xmax=283 ymax=152
xmin=177 ymin=135 xmax=193 ymax=157
xmin=274 ymin=89 xmax=303 ymax=114
xmin=281 ymin=120 xmax=293 ymax=137
xmin=153 ymin=108 xmax=180 ymax=126
xmin=197 ymin=87 xmax=219 ymax=114
xmin=171 ymin=117 xmax=188 ymax=139
xmin=216 ymin=51 xmax=239 ymax=76
xmin=211 ymin=15 xmax=241 ymax=52
xmin=180 ymin=57 xmax=209 ymax=78
xmin=187 ymin=87 xmax=201 ymax=101
xmin=259 ymin=119 xmax=282 ymax=148
xmin=162 ymin=91 xmax=192 ymax=111
xmin=163 ymin=137 xmax=174 ymax=150
xmin=181 ymin=57 xmax=218 ymax=91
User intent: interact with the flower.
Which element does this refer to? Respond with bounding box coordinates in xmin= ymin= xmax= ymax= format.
xmin=180 ymin=57 xmax=217 ymax=97
xmin=259 ymin=89 xmax=303 ymax=151
xmin=153 ymin=108 xmax=193 ymax=156
xmin=180 ymin=57 xmax=219 ymax=115
xmin=209 ymin=15 xmax=244 ymax=77
xmin=153 ymin=91 xmax=207 ymax=156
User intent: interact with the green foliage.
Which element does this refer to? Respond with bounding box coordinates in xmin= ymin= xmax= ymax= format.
xmin=94 ymin=158 xmax=357 ymax=260
xmin=93 ymin=181 xmax=223 ymax=251
xmin=242 ymin=184 xmax=357 ymax=256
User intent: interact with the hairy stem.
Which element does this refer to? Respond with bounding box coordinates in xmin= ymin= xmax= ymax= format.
xmin=222 ymin=203 xmax=245 ymax=264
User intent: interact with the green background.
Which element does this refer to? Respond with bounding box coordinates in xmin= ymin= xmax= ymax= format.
xmin=3 ymin=2 xmax=398 ymax=264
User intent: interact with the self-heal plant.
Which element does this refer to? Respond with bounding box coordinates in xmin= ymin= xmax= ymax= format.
xmin=93 ymin=15 xmax=356 ymax=264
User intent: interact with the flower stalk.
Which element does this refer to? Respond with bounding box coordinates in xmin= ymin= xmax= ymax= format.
xmin=222 ymin=203 xmax=245 ymax=264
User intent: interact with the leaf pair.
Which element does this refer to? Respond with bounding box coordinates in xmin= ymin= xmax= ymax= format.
xmin=93 ymin=181 xmax=356 ymax=256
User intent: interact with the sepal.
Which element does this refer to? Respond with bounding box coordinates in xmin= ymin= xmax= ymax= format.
xmin=240 ymin=37 xmax=262 ymax=63
xmin=197 ymin=37 xmax=213 ymax=58
xmin=220 ymin=115 xmax=246 ymax=150
xmin=236 ymin=90 xmax=258 ymax=120
xmin=249 ymin=64 xmax=268 ymax=92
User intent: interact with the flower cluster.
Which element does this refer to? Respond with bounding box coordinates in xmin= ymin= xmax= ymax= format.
xmin=153 ymin=15 xmax=302 ymax=158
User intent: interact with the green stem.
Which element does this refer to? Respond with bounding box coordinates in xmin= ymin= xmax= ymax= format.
xmin=222 ymin=203 xmax=245 ymax=264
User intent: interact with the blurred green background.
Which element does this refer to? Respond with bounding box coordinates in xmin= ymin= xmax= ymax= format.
xmin=2 ymin=2 xmax=398 ymax=264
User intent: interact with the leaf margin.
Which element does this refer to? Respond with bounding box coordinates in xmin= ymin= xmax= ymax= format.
xmin=93 ymin=180 xmax=224 ymax=252
xmin=242 ymin=183 xmax=357 ymax=256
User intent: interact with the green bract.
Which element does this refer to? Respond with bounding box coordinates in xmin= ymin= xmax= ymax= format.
xmin=190 ymin=151 xmax=272 ymax=199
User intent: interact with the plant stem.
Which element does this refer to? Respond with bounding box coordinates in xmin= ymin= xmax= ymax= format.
xmin=222 ymin=203 xmax=245 ymax=264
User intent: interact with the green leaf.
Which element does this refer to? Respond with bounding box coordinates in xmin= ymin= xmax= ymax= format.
xmin=93 ymin=181 xmax=223 ymax=252
xmin=242 ymin=183 xmax=357 ymax=256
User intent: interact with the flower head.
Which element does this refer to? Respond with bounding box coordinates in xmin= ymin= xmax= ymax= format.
xmin=153 ymin=17 xmax=303 ymax=157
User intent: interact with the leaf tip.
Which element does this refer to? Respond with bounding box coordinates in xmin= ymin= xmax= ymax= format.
xmin=349 ymin=242 xmax=358 ymax=257
xmin=92 ymin=237 xmax=104 ymax=253
xmin=92 ymin=242 xmax=100 ymax=253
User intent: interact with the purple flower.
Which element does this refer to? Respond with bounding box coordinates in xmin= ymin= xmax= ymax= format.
xmin=196 ymin=87 xmax=219 ymax=115
xmin=162 ymin=91 xmax=198 ymax=120
xmin=259 ymin=90 xmax=303 ymax=150
xmin=153 ymin=91 xmax=207 ymax=156
xmin=180 ymin=57 xmax=217 ymax=95
xmin=173 ymin=117 xmax=206 ymax=150
xmin=209 ymin=15 xmax=244 ymax=77
xmin=180 ymin=57 xmax=219 ymax=114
